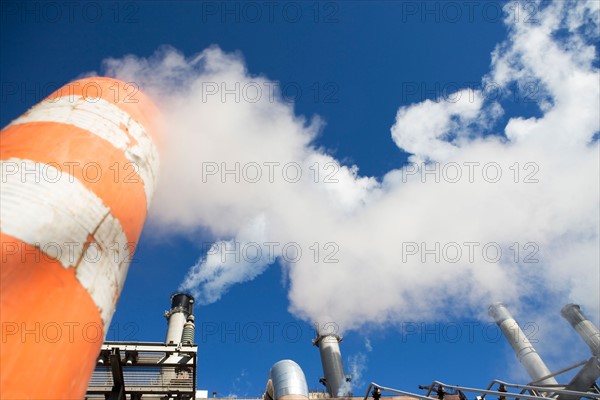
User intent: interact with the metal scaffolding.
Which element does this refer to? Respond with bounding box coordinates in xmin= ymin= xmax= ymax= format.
xmin=85 ymin=341 xmax=197 ymax=400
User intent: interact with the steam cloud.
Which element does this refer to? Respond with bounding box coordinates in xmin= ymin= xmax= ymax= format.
xmin=102 ymin=1 xmax=599 ymax=332
xmin=339 ymin=338 xmax=372 ymax=396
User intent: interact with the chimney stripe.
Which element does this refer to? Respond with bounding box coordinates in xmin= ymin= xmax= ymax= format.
xmin=7 ymin=96 xmax=159 ymax=207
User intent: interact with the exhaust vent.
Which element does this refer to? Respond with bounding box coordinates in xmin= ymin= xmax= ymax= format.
xmin=561 ymin=304 xmax=600 ymax=356
xmin=313 ymin=334 xmax=351 ymax=397
xmin=165 ymin=293 xmax=195 ymax=344
xmin=489 ymin=303 xmax=557 ymax=385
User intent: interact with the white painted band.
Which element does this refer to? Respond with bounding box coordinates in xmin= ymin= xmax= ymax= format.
xmin=0 ymin=158 xmax=132 ymax=329
xmin=9 ymin=96 xmax=159 ymax=208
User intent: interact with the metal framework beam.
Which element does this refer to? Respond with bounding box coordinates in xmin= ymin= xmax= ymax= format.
xmin=88 ymin=341 xmax=197 ymax=399
xmin=109 ymin=348 xmax=126 ymax=400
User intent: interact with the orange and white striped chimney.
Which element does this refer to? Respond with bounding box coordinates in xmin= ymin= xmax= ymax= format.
xmin=0 ymin=77 xmax=161 ymax=399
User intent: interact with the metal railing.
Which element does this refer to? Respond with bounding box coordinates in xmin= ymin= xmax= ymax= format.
xmin=363 ymin=379 xmax=600 ymax=400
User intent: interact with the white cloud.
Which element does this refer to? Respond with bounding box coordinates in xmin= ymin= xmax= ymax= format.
xmin=390 ymin=89 xmax=485 ymax=163
xmin=102 ymin=0 xmax=599 ymax=342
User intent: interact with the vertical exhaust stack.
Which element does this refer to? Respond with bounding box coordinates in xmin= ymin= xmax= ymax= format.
xmin=165 ymin=293 xmax=195 ymax=344
xmin=488 ymin=303 xmax=558 ymax=385
xmin=560 ymin=304 xmax=600 ymax=356
xmin=313 ymin=334 xmax=351 ymax=397
xmin=0 ymin=78 xmax=161 ymax=399
xmin=161 ymin=293 xmax=196 ymax=385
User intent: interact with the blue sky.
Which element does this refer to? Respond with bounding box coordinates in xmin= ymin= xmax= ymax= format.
xmin=2 ymin=0 xmax=599 ymax=396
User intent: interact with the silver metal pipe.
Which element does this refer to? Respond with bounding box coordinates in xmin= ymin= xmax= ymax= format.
xmin=490 ymin=380 xmax=597 ymax=398
xmin=313 ymin=334 xmax=350 ymax=397
xmin=164 ymin=293 xmax=195 ymax=344
xmin=362 ymin=383 xmax=433 ymax=400
xmin=560 ymin=304 xmax=600 ymax=356
xmin=266 ymin=360 xmax=309 ymax=400
xmin=488 ymin=303 xmax=558 ymax=385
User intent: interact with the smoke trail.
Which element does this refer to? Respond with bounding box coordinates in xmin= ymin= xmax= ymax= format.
xmin=178 ymin=215 xmax=275 ymax=304
xmin=102 ymin=1 xmax=599 ymax=332
xmin=338 ymin=338 xmax=372 ymax=396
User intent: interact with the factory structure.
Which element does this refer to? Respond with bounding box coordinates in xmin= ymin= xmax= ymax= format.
xmin=83 ymin=296 xmax=600 ymax=400
xmin=1 ymin=78 xmax=599 ymax=400
xmin=86 ymin=293 xmax=198 ymax=399
xmin=79 ymin=293 xmax=600 ymax=400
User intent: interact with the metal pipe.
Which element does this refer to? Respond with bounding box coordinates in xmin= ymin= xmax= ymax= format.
xmin=489 ymin=380 xmax=595 ymax=398
xmin=488 ymin=303 xmax=558 ymax=385
xmin=362 ymin=383 xmax=433 ymax=400
xmin=165 ymin=293 xmax=195 ymax=344
xmin=266 ymin=360 xmax=309 ymax=400
xmin=313 ymin=334 xmax=351 ymax=397
xmin=560 ymin=304 xmax=600 ymax=356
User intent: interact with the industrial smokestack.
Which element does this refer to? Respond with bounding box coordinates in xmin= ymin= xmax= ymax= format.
xmin=488 ymin=303 xmax=558 ymax=385
xmin=313 ymin=334 xmax=351 ymax=397
xmin=265 ymin=360 xmax=309 ymax=400
xmin=165 ymin=293 xmax=195 ymax=344
xmin=0 ymin=77 xmax=161 ymax=399
xmin=161 ymin=294 xmax=196 ymax=385
xmin=560 ymin=304 xmax=600 ymax=356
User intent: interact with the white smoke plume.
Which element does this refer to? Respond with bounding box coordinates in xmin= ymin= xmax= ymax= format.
xmin=339 ymin=339 xmax=372 ymax=396
xmin=102 ymin=1 xmax=599 ymax=331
